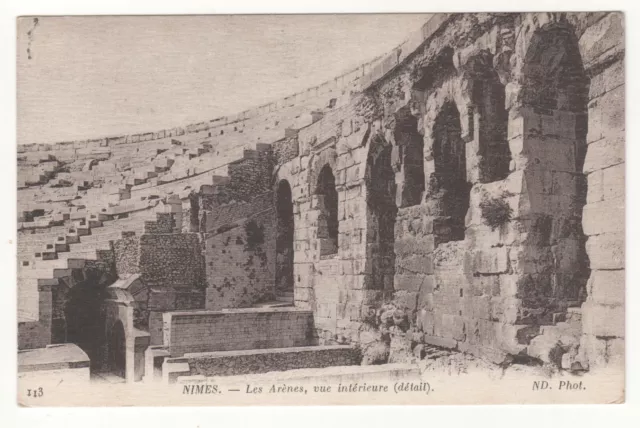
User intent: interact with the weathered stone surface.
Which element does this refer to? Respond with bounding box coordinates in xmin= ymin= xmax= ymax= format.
xmin=603 ymin=163 xmax=625 ymax=200
xmin=581 ymin=301 xmax=624 ymax=338
xmin=582 ymin=198 xmax=625 ymax=236
xmin=586 ymin=233 xmax=625 ymax=270
xmin=583 ymin=137 xmax=624 ymax=174
xmin=423 ymin=335 xmax=457 ymax=350
xmin=472 ymin=247 xmax=509 ymax=274
xmin=587 ymin=85 xmax=625 ymax=144
xmin=587 ymin=270 xmax=625 ymax=306
xmin=579 ymin=12 xmax=625 ymax=68
xmin=16 ymin=13 xmax=625 ymax=377
xmin=388 ymin=334 xmax=414 ymax=364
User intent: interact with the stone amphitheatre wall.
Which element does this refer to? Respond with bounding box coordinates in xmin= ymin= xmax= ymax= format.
xmin=17 ymin=13 xmax=624 ymax=372
xmin=272 ymin=12 xmax=624 ymax=370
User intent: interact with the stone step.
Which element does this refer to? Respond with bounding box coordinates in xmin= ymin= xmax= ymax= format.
xmin=57 ymin=250 xmax=99 ymax=261
xmin=68 ymin=239 xmax=112 ymax=252
xmin=62 ymin=234 xmax=80 ymax=244
xmin=81 ymin=229 xmax=125 ymax=241
xmin=253 ymin=300 xmax=293 ymax=308
xmin=20 ymin=268 xmax=57 ymax=279
xmin=168 ymin=345 xmax=358 ymax=383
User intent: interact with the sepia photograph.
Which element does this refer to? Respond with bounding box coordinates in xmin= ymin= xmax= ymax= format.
xmin=14 ymin=11 xmax=626 ymax=407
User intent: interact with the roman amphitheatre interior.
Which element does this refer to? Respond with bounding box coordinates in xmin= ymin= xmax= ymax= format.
xmin=17 ymin=13 xmax=624 ymax=392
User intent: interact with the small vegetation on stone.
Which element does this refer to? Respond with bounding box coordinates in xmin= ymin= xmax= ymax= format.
xmin=479 ymin=195 xmax=513 ymax=230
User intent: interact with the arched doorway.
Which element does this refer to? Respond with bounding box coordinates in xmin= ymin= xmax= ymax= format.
xmin=521 ymin=22 xmax=590 ymax=302
xmin=432 ymin=100 xmax=470 ymax=243
xmin=275 ymin=179 xmax=294 ymax=294
xmin=109 ymin=321 xmax=126 ymax=378
xmin=366 ymin=134 xmax=397 ymax=291
xmin=64 ymin=277 xmax=108 ymax=371
xmin=315 ymin=165 xmax=339 ymax=257
xmin=394 ymin=106 xmax=425 ymax=207
xmin=466 ymin=51 xmax=510 ymax=183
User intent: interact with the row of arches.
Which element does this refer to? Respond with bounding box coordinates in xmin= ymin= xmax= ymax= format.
xmin=274 ymin=21 xmax=591 ymax=298
xmin=275 ymin=164 xmax=341 ymax=294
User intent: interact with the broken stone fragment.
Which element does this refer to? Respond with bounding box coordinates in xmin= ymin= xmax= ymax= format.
xmin=361 ymin=341 xmax=390 ymax=366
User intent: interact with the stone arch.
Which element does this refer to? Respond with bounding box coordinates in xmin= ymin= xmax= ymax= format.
xmin=275 ymin=179 xmax=294 ymax=293
xmin=315 ymin=164 xmax=339 ymax=257
xmin=307 ymin=148 xmax=338 ymax=192
xmin=519 ymin=22 xmax=590 ymax=303
xmin=365 ymin=132 xmax=397 ymax=290
xmin=108 ymin=320 xmax=126 ymax=378
xmin=83 ymin=159 xmax=98 ymax=172
xmin=512 ymin=13 xmax=577 ymax=85
xmin=430 ymin=100 xmax=470 ymax=244
xmin=63 ymin=271 xmax=111 ymax=371
xmin=521 ymin=23 xmax=589 ymax=114
xmin=464 ymin=50 xmax=511 ymax=183
xmin=394 ymin=105 xmax=424 ymax=207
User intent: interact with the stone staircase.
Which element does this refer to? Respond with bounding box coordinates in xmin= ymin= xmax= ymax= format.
xmin=17 ymin=209 xmax=157 ymax=324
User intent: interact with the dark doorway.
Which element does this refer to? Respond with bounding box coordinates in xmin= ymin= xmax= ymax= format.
xmin=109 ymin=321 xmax=126 ymax=378
xmin=394 ymin=106 xmax=425 ymax=207
xmin=432 ymin=100 xmax=471 ymax=243
xmin=275 ymin=180 xmax=294 ymax=293
xmin=64 ymin=279 xmax=107 ymax=371
xmin=366 ymin=136 xmax=397 ymax=291
xmin=316 ymin=165 xmax=339 ymax=257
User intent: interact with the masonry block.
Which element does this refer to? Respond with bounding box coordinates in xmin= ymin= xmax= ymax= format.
xmin=581 ymin=301 xmax=624 ymax=338
xmin=588 ymin=269 xmax=625 ymax=306
xmin=586 ymin=233 xmax=624 ymax=270
xmin=582 ymin=198 xmax=624 ymax=236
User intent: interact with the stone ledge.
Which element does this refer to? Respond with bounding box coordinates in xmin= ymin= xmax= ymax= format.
xmin=168 ymin=345 xmax=360 ymax=380
xmin=18 ymin=344 xmax=90 ymax=373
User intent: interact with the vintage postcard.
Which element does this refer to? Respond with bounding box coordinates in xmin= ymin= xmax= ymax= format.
xmin=16 ymin=12 xmax=625 ymax=406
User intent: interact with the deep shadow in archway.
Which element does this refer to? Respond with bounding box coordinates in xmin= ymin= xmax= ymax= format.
xmin=275 ymin=179 xmax=294 ymax=293
xmin=521 ymin=22 xmax=590 ymax=304
xmin=315 ymin=165 xmax=339 ymax=257
xmin=366 ymin=135 xmax=397 ymax=291
xmin=108 ymin=320 xmax=126 ymax=378
xmin=64 ymin=271 xmax=111 ymax=371
xmin=431 ymin=100 xmax=470 ymax=244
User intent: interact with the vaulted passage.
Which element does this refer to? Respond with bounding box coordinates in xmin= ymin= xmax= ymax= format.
xmin=432 ymin=101 xmax=470 ymax=243
xmin=275 ymin=179 xmax=294 ymax=293
xmin=395 ymin=106 xmax=425 ymax=207
xmin=468 ymin=53 xmax=510 ymax=183
xmin=366 ymin=136 xmax=397 ymax=291
xmin=64 ymin=278 xmax=108 ymax=371
xmin=316 ymin=165 xmax=339 ymax=257
xmin=521 ymin=23 xmax=590 ymax=303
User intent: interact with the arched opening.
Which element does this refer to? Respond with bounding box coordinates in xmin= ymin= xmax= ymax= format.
xmin=109 ymin=321 xmax=126 ymax=379
xmin=64 ymin=278 xmax=108 ymax=371
xmin=275 ymin=180 xmax=294 ymax=294
xmin=431 ymin=101 xmax=470 ymax=244
xmin=522 ymin=24 xmax=589 ymax=115
xmin=366 ymin=136 xmax=397 ymax=290
xmin=395 ymin=106 xmax=425 ymax=207
xmin=521 ymin=23 xmax=590 ymax=303
xmin=315 ymin=165 xmax=339 ymax=257
xmin=467 ymin=52 xmax=510 ymax=182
